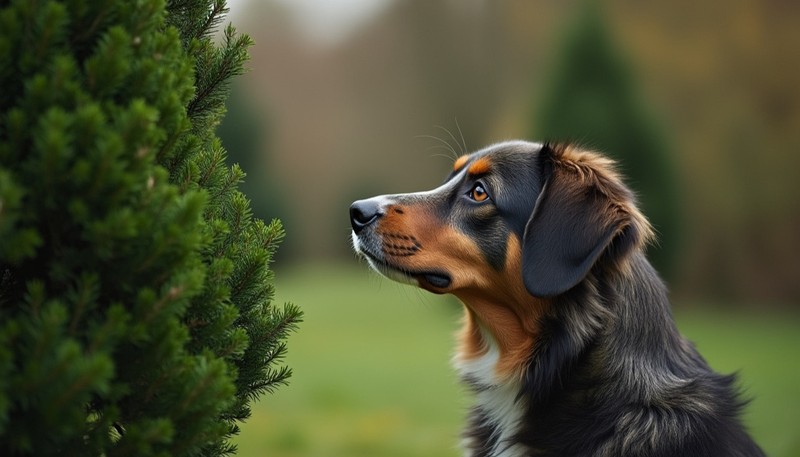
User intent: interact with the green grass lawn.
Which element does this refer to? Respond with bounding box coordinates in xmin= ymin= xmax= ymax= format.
xmin=234 ymin=262 xmax=800 ymax=457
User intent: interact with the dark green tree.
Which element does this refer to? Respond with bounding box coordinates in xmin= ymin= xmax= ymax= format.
xmin=532 ymin=1 xmax=681 ymax=278
xmin=0 ymin=0 xmax=301 ymax=455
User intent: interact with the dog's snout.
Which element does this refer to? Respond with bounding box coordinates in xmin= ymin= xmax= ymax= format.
xmin=350 ymin=198 xmax=383 ymax=233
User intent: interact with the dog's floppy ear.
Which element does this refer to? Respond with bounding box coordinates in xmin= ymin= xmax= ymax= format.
xmin=522 ymin=144 xmax=648 ymax=297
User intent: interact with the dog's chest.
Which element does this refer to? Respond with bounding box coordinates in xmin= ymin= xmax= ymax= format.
xmin=455 ymin=336 xmax=529 ymax=457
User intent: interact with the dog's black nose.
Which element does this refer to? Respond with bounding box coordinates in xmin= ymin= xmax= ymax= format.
xmin=350 ymin=198 xmax=382 ymax=233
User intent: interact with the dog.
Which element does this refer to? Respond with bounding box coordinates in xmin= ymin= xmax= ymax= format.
xmin=349 ymin=141 xmax=765 ymax=457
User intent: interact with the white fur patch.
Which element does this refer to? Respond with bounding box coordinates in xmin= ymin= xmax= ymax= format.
xmin=455 ymin=329 xmax=529 ymax=457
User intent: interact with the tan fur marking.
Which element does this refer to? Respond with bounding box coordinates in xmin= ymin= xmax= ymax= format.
xmin=377 ymin=201 xmax=548 ymax=381
xmin=454 ymin=235 xmax=548 ymax=380
xmin=467 ymin=157 xmax=492 ymax=176
xmin=453 ymin=154 xmax=470 ymax=172
xmin=456 ymin=308 xmax=487 ymax=361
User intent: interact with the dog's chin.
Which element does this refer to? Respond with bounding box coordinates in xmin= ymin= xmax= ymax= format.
xmin=370 ymin=258 xmax=452 ymax=294
xmin=363 ymin=255 xmax=419 ymax=286
xmin=353 ymin=234 xmax=452 ymax=293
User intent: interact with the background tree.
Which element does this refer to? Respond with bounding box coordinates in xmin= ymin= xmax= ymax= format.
xmin=0 ymin=0 xmax=300 ymax=455
xmin=217 ymin=82 xmax=293 ymax=260
xmin=532 ymin=1 xmax=681 ymax=279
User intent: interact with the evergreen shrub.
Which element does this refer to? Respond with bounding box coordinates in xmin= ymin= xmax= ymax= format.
xmin=0 ymin=1 xmax=301 ymax=455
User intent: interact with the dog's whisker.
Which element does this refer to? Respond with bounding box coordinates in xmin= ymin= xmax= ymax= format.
xmin=425 ymin=146 xmax=456 ymax=155
xmin=435 ymin=125 xmax=465 ymax=157
xmin=416 ymin=133 xmax=459 ymax=159
xmin=454 ymin=118 xmax=468 ymax=155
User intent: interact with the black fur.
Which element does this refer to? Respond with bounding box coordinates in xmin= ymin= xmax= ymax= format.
xmin=510 ymin=253 xmax=764 ymax=456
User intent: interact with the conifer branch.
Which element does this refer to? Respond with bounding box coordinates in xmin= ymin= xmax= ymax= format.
xmin=195 ymin=0 xmax=228 ymax=41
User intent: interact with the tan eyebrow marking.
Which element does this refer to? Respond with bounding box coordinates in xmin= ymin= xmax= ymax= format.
xmin=453 ymin=154 xmax=470 ymax=172
xmin=467 ymin=157 xmax=491 ymax=176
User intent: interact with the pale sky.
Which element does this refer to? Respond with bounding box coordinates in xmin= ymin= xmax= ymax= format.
xmin=227 ymin=0 xmax=394 ymax=45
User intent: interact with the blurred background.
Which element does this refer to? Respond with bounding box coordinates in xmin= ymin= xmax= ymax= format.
xmin=217 ymin=0 xmax=800 ymax=455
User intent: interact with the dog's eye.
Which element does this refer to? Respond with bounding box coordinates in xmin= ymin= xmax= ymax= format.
xmin=467 ymin=183 xmax=490 ymax=202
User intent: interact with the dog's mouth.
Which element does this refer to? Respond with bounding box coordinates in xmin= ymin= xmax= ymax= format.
xmin=357 ymin=245 xmax=452 ymax=292
xmin=419 ymin=272 xmax=451 ymax=290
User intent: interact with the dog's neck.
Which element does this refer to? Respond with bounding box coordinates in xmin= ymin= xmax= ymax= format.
xmin=452 ymin=254 xmax=550 ymax=382
xmin=452 ymin=294 xmax=544 ymax=457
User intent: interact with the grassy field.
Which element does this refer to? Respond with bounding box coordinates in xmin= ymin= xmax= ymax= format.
xmin=234 ymin=263 xmax=800 ymax=457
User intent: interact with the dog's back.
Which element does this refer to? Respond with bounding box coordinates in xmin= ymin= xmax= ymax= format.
xmin=500 ymin=252 xmax=764 ymax=456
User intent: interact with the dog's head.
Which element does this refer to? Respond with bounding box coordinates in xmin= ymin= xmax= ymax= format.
xmin=350 ymin=141 xmax=653 ymax=301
